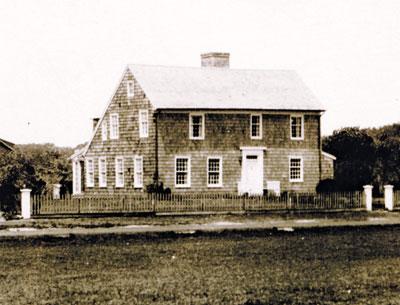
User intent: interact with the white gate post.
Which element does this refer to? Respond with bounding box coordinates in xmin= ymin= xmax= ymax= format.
xmin=363 ymin=185 xmax=373 ymax=211
xmin=53 ymin=184 xmax=61 ymax=199
xmin=21 ymin=188 xmax=32 ymax=219
xmin=384 ymin=185 xmax=394 ymax=211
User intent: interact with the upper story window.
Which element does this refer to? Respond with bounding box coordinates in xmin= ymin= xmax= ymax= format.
xmin=175 ymin=156 xmax=191 ymax=187
xmin=98 ymin=157 xmax=107 ymax=187
xmin=290 ymin=115 xmax=303 ymax=140
xmin=139 ymin=109 xmax=149 ymax=138
xmin=110 ymin=113 xmax=119 ymax=139
xmin=115 ymin=157 xmax=124 ymax=187
xmin=189 ymin=113 xmax=205 ymax=140
xmin=207 ymin=157 xmax=222 ymax=187
xmin=86 ymin=158 xmax=94 ymax=187
xmin=289 ymin=157 xmax=303 ymax=182
xmin=127 ymin=80 xmax=134 ymax=98
xmin=250 ymin=114 xmax=262 ymax=139
xmin=134 ymin=156 xmax=143 ymax=188
xmin=101 ymin=119 xmax=107 ymax=141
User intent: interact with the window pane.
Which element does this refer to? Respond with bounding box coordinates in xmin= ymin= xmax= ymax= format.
xmin=191 ymin=115 xmax=203 ymax=138
xmin=176 ymin=158 xmax=189 ymax=185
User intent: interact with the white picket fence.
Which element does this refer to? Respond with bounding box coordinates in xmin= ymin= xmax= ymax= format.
xmin=30 ymin=191 xmax=364 ymax=216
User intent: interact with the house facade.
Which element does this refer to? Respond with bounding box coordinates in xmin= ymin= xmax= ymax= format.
xmin=72 ymin=53 xmax=334 ymax=196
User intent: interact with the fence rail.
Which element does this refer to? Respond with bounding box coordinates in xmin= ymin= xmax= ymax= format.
xmin=31 ymin=191 xmax=364 ymax=216
xmin=394 ymin=191 xmax=400 ymax=209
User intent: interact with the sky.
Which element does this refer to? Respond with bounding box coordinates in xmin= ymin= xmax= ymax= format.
xmin=0 ymin=0 xmax=399 ymax=147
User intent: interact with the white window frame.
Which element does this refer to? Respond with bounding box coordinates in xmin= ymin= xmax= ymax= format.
xmin=98 ymin=157 xmax=107 ymax=187
xmin=289 ymin=156 xmax=303 ymax=182
xmin=207 ymin=156 xmax=223 ymax=187
xmin=189 ymin=113 xmax=205 ymax=140
xmin=250 ymin=114 xmax=262 ymax=140
xmin=115 ymin=157 xmax=124 ymax=188
xmin=134 ymin=155 xmax=143 ymax=188
xmin=127 ymin=80 xmax=134 ymax=98
xmin=175 ymin=156 xmax=191 ymax=188
xmin=101 ymin=119 xmax=107 ymax=141
xmin=139 ymin=109 xmax=149 ymax=138
xmin=290 ymin=115 xmax=304 ymax=140
xmin=86 ymin=158 xmax=94 ymax=188
xmin=110 ymin=113 xmax=119 ymax=140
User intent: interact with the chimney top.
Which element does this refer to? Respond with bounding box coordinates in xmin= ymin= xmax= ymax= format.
xmin=201 ymin=52 xmax=230 ymax=68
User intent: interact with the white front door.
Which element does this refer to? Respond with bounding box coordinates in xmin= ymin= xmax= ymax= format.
xmin=239 ymin=148 xmax=264 ymax=195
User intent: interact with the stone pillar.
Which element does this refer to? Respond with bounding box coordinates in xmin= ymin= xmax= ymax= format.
xmin=53 ymin=184 xmax=61 ymax=199
xmin=21 ymin=188 xmax=32 ymax=219
xmin=363 ymin=185 xmax=373 ymax=211
xmin=384 ymin=185 xmax=394 ymax=211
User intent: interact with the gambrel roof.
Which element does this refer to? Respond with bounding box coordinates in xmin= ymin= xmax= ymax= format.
xmin=128 ymin=65 xmax=324 ymax=111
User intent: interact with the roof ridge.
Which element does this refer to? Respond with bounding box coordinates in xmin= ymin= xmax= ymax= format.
xmin=128 ymin=63 xmax=295 ymax=72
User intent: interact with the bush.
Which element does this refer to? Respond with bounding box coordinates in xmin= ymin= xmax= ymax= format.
xmin=316 ymin=179 xmax=339 ymax=193
xmin=146 ymin=180 xmax=171 ymax=194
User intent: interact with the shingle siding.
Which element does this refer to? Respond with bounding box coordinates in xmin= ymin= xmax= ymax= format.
xmin=84 ymin=70 xmax=156 ymax=194
xmin=157 ymin=112 xmax=321 ymax=193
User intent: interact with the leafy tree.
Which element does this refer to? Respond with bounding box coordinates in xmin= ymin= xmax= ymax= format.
xmin=323 ymin=127 xmax=376 ymax=191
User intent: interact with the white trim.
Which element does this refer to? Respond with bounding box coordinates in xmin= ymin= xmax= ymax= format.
xmin=207 ymin=156 xmax=223 ymax=188
xmin=189 ymin=113 xmax=205 ymax=140
xmin=250 ymin=113 xmax=262 ymax=140
xmin=240 ymin=146 xmax=267 ymax=151
xmin=175 ymin=156 xmax=191 ymax=188
xmin=157 ymin=109 xmax=324 ymax=115
xmin=322 ymin=151 xmax=336 ymax=160
xmin=139 ymin=109 xmax=149 ymax=138
xmin=134 ymin=155 xmax=143 ymax=188
xmin=289 ymin=156 xmax=303 ymax=182
xmin=127 ymin=80 xmax=135 ymax=98
xmin=290 ymin=114 xmax=304 ymax=140
xmin=110 ymin=113 xmax=119 ymax=139
xmin=72 ymin=160 xmax=82 ymax=194
xmin=101 ymin=119 xmax=107 ymax=141
xmin=115 ymin=156 xmax=124 ymax=188
xmin=85 ymin=158 xmax=95 ymax=188
xmin=98 ymin=157 xmax=107 ymax=188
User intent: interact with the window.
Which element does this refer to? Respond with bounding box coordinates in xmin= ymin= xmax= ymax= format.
xmin=139 ymin=109 xmax=148 ymax=138
xmin=115 ymin=157 xmax=124 ymax=187
xmin=134 ymin=156 xmax=143 ymax=188
xmin=98 ymin=157 xmax=107 ymax=187
xmin=290 ymin=115 xmax=303 ymax=140
xmin=250 ymin=114 xmax=262 ymax=139
xmin=189 ymin=113 xmax=205 ymax=140
xmin=110 ymin=113 xmax=119 ymax=139
xmin=207 ymin=157 xmax=222 ymax=187
xmin=175 ymin=157 xmax=190 ymax=187
xmin=86 ymin=158 xmax=94 ymax=187
xmin=101 ymin=120 xmax=107 ymax=141
xmin=127 ymin=80 xmax=134 ymax=98
xmin=289 ymin=157 xmax=303 ymax=182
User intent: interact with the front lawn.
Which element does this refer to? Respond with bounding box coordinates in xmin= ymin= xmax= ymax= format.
xmin=1 ymin=226 xmax=400 ymax=304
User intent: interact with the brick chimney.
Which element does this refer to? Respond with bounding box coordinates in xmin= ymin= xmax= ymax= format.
xmin=92 ymin=118 xmax=100 ymax=131
xmin=201 ymin=52 xmax=230 ymax=68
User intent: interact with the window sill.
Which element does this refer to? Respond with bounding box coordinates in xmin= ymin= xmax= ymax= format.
xmin=207 ymin=185 xmax=223 ymax=188
xmin=290 ymin=137 xmax=304 ymax=141
xmin=175 ymin=185 xmax=191 ymax=188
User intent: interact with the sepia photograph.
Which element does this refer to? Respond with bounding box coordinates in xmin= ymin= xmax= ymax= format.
xmin=0 ymin=0 xmax=399 ymax=304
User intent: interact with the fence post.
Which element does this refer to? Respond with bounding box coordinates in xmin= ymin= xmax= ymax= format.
xmin=21 ymin=188 xmax=32 ymax=219
xmin=363 ymin=185 xmax=373 ymax=211
xmin=53 ymin=184 xmax=61 ymax=199
xmin=384 ymin=185 xmax=394 ymax=211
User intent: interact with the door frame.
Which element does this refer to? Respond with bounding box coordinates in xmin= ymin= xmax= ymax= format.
xmin=239 ymin=146 xmax=266 ymax=195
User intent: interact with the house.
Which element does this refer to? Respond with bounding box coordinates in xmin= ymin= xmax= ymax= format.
xmin=72 ymin=52 xmax=334 ymax=196
xmin=0 ymin=138 xmax=14 ymax=154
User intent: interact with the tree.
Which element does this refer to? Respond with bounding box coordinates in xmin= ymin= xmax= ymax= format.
xmin=323 ymin=127 xmax=376 ymax=191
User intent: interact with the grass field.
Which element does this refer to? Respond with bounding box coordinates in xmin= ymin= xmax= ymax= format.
xmin=1 ymin=226 xmax=400 ymax=304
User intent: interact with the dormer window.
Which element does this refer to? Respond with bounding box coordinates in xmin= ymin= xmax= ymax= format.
xmin=250 ymin=114 xmax=262 ymax=139
xmin=290 ymin=115 xmax=304 ymax=140
xmin=127 ymin=80 xmax=134 ymax=98
xmin=189 ymin=113 xmax=205 ymax=140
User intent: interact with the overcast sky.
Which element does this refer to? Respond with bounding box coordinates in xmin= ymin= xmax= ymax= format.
xmin=0 ymin=0 xmax=399 ymax=147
